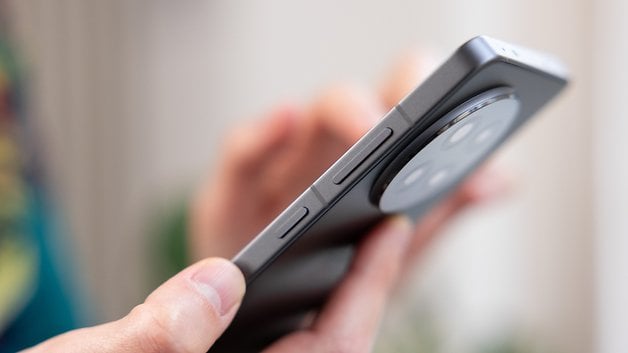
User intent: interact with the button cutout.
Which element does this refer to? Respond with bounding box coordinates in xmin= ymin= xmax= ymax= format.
xmin=276 ymin=207 xmax=309 ymax=239
xmin=332 ymin=128 xmax=393 ymax=185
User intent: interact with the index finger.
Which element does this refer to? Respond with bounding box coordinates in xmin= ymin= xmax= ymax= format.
xmin=312 ymin=217 xmax=412 ymax=346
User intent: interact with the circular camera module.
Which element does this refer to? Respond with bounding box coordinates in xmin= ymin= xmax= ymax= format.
xmin=375 ymin=87 xmax=520 ymax=213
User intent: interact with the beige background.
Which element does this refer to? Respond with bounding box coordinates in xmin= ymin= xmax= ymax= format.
xmin=7 ymin=0 xmax=624 ymax=352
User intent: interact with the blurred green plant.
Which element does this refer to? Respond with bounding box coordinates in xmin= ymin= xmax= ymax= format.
xmin=146 ymin=195 xmax=190 ymax=290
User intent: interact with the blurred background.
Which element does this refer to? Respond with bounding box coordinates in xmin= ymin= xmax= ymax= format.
xmin=2 ymin=0 xmax=627 ymax=352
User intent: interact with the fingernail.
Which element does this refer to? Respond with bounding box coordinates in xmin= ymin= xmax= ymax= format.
xmin=390 ymin=214 xmax=413 ymax=229
xmin=191 ymin=259 xmax=246 ymax=317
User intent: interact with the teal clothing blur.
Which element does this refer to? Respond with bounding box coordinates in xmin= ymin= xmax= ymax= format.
xmin=0 ymin=32 xmax=87 ymax=351
xmin=0 ymin=189 xmax=86 ymax=352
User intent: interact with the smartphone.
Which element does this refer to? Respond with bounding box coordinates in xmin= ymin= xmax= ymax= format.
xmin=210 ymin=36 xmax=568 ymax=352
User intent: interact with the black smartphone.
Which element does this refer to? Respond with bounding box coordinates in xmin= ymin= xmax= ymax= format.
xmin=210 ymin=36 xmax=568 ymax=352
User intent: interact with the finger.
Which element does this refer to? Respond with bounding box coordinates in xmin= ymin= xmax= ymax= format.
xmin=405 ymin=162 xmax=513 ymax=264
xmin=378 ymin=51 xmax=439 ymax=110
xmin=312 ymin=217 xmax=412 ymax=349
xmin=25 ymin=258 xmax=245 ymax=353
xmin=459 ymin=161 xmax=515 ymax=201
xmin=307 ymin=84 xmax=385 ymax=145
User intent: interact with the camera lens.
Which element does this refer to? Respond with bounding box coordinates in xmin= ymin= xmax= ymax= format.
xmin=376 ymin=87 xmax=520 ymax=213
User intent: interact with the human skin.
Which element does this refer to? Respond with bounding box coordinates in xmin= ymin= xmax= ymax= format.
xmin=25 ymin=218 xmax=414 ymax=353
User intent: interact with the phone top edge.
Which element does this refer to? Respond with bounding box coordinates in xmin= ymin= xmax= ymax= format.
xmin=472 ymin=35 xmax=570 ymax=82
xmin=398 ymin=36 xmax=568 ymax=123
xmin=396 ymin=45 xmax=481 ymax=124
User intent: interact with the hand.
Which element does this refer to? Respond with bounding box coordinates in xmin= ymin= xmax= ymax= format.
xmin=190 ymin=52 xmax=511 ymax=262
xmin=24 ymin=217 xmax=412 ymax=353
xmin=24 ymin=258 xmax=246 ymax=353
xmin=263 ymin=217 xmax=413 ymax=353
xmin=26 ymin=53 xmax=512 ymax=353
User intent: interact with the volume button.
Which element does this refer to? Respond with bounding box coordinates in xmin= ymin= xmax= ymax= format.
xmin=332 ymin=127 xmax=393 ymax=185
xmin=276 ymin=207 xmax=309 ymax=239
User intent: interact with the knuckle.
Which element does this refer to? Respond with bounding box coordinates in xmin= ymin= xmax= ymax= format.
xmin=221 ymin=131 xmax=254 ymax=172
xmin=222 ymin=124 xmax=247 ymax=155
xmin=124 ymin=303 xmax=184 ymax=353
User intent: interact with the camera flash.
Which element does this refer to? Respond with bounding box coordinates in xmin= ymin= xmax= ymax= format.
xmin=376 ymin=87 xmax=520 ymax=213
xmin=449 ymin=123 xmax=474 ymax=144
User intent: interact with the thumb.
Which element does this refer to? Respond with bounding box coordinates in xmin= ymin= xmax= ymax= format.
xmin=25 ymin=258 xmax=246 ymax=353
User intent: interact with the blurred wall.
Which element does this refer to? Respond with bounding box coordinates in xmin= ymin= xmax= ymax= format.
xmin=593 ymin=0 xmax=628 ymax=352
xmin=7 ymin=1 xmax=595 ymax=352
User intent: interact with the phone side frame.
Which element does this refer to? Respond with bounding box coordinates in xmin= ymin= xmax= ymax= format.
xmin=231 ymin=35 xmax=567 ymax=283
